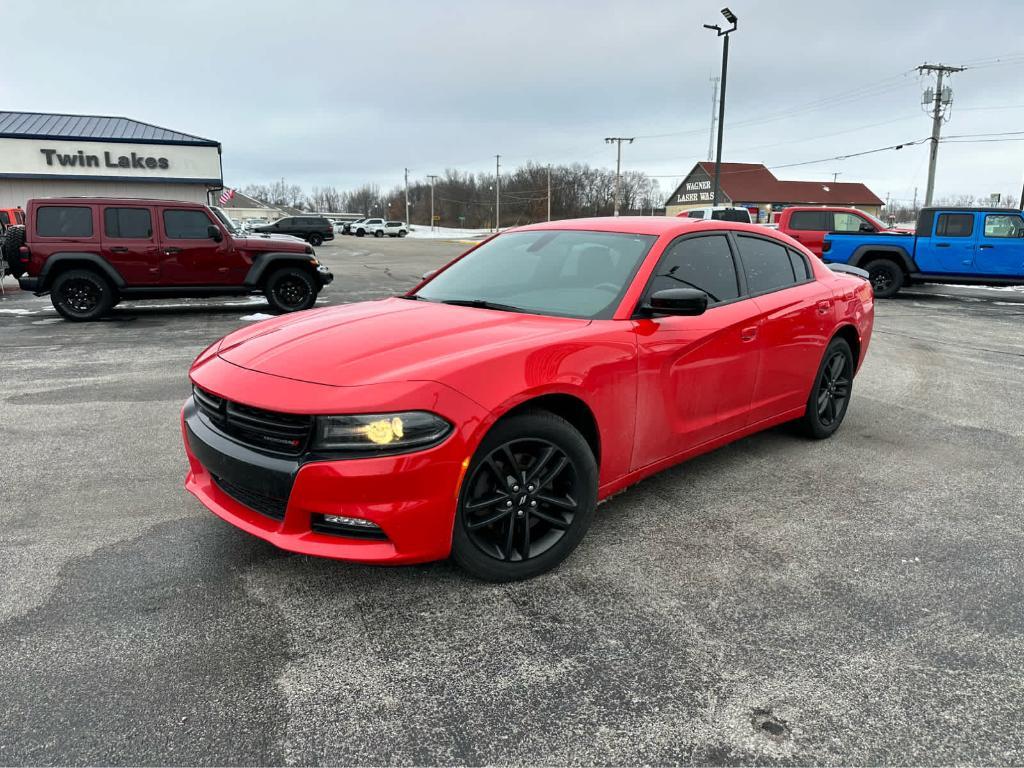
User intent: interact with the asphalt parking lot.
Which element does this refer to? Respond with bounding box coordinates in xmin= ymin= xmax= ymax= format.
xmin=1 ymin=235 xmax=1023 ymax=765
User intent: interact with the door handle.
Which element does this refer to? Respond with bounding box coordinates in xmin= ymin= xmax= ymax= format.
xmin=162 ymin=247 xmax=181 ymax=255
xmin=740 ymin=326 xmax=757 ymax=341
xmin=935 ymin=243 xmax=950 ymax=248
xmin=978 ymin=244 xmax=994 ymax=249
xmin=109 ymin=246 xmax=129 ymax=253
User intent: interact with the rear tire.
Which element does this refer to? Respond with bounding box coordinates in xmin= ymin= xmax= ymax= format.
xmin=398 ymin=230 xmax=407 ymax=237
xmin=374 ymin=230 xmax=383 ymax=238
xmin=263 ymin=266 xmax=318 ymax=313
xmin=308 ymin=233 xmax=323 ymax=247
xmin=452 ymin=411 xmax=598 ymax=582
xmin=865 ymin=259 xmax=904 ymax=298
xmin=51 ymin=269 xmax=115 ymax=321
xmin=797 ymin=337 xmax=854 ymax=439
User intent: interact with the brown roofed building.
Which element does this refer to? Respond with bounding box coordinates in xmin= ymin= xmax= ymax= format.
xmin=665 ymin=162 xmax=884 ymax=222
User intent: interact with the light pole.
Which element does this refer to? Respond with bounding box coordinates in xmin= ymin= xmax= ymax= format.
xmin=427 ymin=174 xmax=438 ymax=231
xmin=704 ymin=7 xmax=737 ymax=207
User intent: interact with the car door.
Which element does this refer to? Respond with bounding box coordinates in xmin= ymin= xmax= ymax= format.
xmin=631 ymin=232 xmax=761 ymax=470
xmin=975 ymin=212 xmax=1024 ymax=276
xmin=734 ymin=234 xmax=836 ymax=423
xmin=157 ymin=206 xmax=242 ymax=285
xmin=920 ymin=212 xmax=977 ymax=273
xmin=785 ymin=210 xmax=831 ymax=255
xmin=101 ymin=205 xmax=161 ymax=285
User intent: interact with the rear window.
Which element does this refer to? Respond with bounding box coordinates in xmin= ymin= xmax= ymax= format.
xmin=710 ymin=209 xmax=749 ymax=223
xmin=788 ymin=210 xmax=829 ymax=231
xmin=686 ymin=210 xmax=705 ymax=219
xmin=163 ymin=209 xmax=214 ymax=239
xmin=104 ymin=207 xmax=153 ymax=239
xmin=936 ymin=213 xmax=974 ymax=237
xmin=37 ymin=206 xmax=94 ymax=237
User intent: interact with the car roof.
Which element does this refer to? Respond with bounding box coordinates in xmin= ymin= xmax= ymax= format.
xmin=29 ymin=197 xmax=206 ymax=207
xmin=508 ymin=215 xmax=767 ymax=238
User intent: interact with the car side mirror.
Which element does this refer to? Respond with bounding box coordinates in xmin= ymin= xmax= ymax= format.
xmin=642 ymin=288 xmax=708 ymax=316
xmin=208 ymin=225 xmax=223 ymax=242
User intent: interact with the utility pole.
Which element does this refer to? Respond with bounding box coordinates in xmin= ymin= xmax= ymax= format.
xmin=495 ymin=155 xmax=501 ymax=232
xmin=604 ymin=137 xmax=635 ymax=216
xmin=426 ymin=174 xmax=438 ymax=232
xmin=918 ymin=62 xmax=965 ymax=207
xmin=707 ymin=76 xmax=720 ymax=161
xmin=832 ymin=171 xmax=842 ymax=183
xmin=404 ymin=168 xmax=410 ymax=225
xmin=704 ymin=8 xmax=738 ymax=206
xmin=546 ymin=165 xmax=552 ymax=222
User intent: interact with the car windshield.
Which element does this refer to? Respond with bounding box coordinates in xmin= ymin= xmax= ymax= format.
xmin=211 ymin=207 xmax=238 ymax=235
xmin=413 ymin=229 xmax=657 ymax=319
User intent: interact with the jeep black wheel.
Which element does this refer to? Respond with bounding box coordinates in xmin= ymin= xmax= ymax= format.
xmin=865 ymin=259 xmax=904 ymax=299
xmin=452 ymin=411 xmax=598 ymax=582
xmin=264 ymin=267 xmax=317 ymax=313
xmin=308 ymin=233 xmax=323 ymax=247
xmin=51 ymin=269 xmax=115 ymax=322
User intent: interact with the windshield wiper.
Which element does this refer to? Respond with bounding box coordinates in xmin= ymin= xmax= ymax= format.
xmin=438 ymin=298 xmax=524 ymax=313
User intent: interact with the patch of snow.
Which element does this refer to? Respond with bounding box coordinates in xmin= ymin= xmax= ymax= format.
xmin=406 ymin=225 xmax=490 ymax=241
xmin=240 ymin=313 xmax=276 ymax=322
xmin=0 ymin=308 xmax=32 ymax=315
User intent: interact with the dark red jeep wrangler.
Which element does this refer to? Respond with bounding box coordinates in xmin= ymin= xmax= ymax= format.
xmin=8 ymin=197 xmax=333 ymax=321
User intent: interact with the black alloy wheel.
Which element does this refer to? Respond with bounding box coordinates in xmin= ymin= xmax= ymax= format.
xmin=264 ymin=267 xmax=317 ymax=312
xmin=453 ymin=411 xmax=598 ymax=581
xmin=798 ymin=337 xmax=854 ymax=439
xmin=308 ymin=233 xmax=324 ymax=247
xmin=51 ymin=268 xmax=115 ymax=321
xmin=865 ymin=259 xmax=903 ymax=298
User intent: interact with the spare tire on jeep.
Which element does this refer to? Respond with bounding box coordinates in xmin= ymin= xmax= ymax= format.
xmin=2 ymin=225 xmax=27 ymax=278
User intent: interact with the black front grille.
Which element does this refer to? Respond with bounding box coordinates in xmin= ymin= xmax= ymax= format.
xmin=212 ymin=474 xmax=287 ymax=520
xmin=193 ymin=386 xmax=313 ymax=456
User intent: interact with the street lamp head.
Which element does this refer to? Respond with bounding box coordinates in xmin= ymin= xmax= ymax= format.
xmin=721 ymin=7 xmax=737 ymax=24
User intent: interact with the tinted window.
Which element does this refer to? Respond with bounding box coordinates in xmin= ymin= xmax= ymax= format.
xmin=983 ymin=214 xmax=1024 ymax=238
xmin=37 ymin=206 xmax=93 ymax=237
xmin=163 ymin=209 xmax=214 ymax=239
xmin=936 ymin=213 xmax=974 ymax=237
xmin=104 ymin=207 xmax=153 ymax=239
xmin=833 ymin=212 xmax=870 ymax=232
xmin=647 ymin=235 xmax=739 ymax=304
xmin=386 ymin=221 xmax=403 ymax=226
xmin=737 ymin=236 xmax=797 ymax=294
xmin=416 ymin=230 xmax=656 ymax=320
xmin=788 ymin=249 xmax=811 ymax=280
xmin=0 ymin=212 xmax=9 ymax=226
xmin=686 ymin=210 xmax=705 ymax=219
xmin=788 ymin=210 xmax=829 ymax=231
xmin=711 ymin=209 xmax=750 ymax=222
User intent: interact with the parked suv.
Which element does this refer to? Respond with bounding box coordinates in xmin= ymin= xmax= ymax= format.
xmin=254 ymin=215 xmax=334 ymax=246
xmin=381 ymin=221 xmax=409 ymax=237
xmin=352 ymin=218 xmax=384 ymax=237
xmin=9 ymin=197 xmax=333 ymax=321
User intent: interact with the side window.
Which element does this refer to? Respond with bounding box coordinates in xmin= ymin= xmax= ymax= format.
xmin=104 ymin=207 xmax=153 ymax=239
xmin=833 ymin=212 xmax=869 ymax=232
xmin=935 ymin=213 xmax=974 ymax=237
xmin=0 ymin=212 xmax=9 ymax=226
xmin=983 ymin=214 xmax=1024 ymax=238
xmin=737 ymin=235 xmax=797 ymax=294
xmin=789 ymin=210 xmax=828 ymax=231
xmin=163 ymin=209 xmax=214 ymax=239
xmin=686 ymin=210 xmax=704 ymax=219
xmin=647 ymin=235 xmax=739 ymax=305
xmin=36 ymin=206 xmax=94 ymax=237
xmin=278 ymin=218 xmax=293 ymax=227
xmin=788 ymin=249 xmax=811 ymax=280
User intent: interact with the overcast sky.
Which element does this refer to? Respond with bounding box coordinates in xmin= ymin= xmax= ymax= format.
xmin=7 ymin=0 xmax=1024 ymax=205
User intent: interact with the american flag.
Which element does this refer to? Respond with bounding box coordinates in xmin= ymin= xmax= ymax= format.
xmin=218 ymin=188 xmax=235 ymax=205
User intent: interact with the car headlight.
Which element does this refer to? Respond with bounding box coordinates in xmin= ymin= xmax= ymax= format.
xmin=313 ymin=411 xmax=452 ymax=453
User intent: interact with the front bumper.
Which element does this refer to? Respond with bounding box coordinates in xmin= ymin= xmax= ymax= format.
xmin=181 ymin=381 xmax=481 ymax=564
xmin=315 ymin=264 xmax=334 ymax=287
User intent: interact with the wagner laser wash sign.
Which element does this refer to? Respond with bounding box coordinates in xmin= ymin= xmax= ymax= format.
xmin=0 ymin=111 xmax=222 ymax=208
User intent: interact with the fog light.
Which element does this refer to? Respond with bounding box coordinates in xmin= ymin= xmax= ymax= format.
xmin=324 ymin=514 xmax=376 ymax=528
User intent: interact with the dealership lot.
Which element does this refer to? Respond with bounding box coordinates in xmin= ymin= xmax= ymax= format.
xmin=1 ymin=237 xmax=1023 ymax=764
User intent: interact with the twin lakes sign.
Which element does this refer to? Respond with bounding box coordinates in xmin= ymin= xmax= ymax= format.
xmin=0 ymin=137 xmax=222 ymax=184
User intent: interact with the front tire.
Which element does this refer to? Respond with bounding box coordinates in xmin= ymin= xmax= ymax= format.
xmin=356 ymin=229 xmax=365 ymax=237
xmin=264 ymin=267 xmax=318 ymax=313
xmin=798 ymin=337 xmax=854 ymax=439
xmin=452 ymin=411 xmax=598 ymax=582
xmin=50 ymin=269 xmax=115 ymax=321
xmin=865 ymin=259 xmax=904 ymax=298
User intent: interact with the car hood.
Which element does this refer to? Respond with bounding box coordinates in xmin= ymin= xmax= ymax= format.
xmin=237 ymin=234 xmax=308 ymax=251
xmin=217 ymin=297 xmax=590 ymax=387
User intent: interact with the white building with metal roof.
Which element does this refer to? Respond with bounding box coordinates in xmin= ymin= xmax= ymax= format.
xmin=0 ymin=111 xmax=222 ymax=208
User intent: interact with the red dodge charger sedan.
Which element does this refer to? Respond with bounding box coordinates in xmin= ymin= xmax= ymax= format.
xmin=183 ymin=217 xmax=873 ymax=580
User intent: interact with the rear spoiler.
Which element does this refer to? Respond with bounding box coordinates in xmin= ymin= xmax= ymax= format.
xmin=827 ymin=263 xmax=869 ymax=280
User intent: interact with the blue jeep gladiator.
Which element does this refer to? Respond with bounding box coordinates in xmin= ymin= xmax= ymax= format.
xmin=822 ymin=207 xmax=1024 ymax=298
